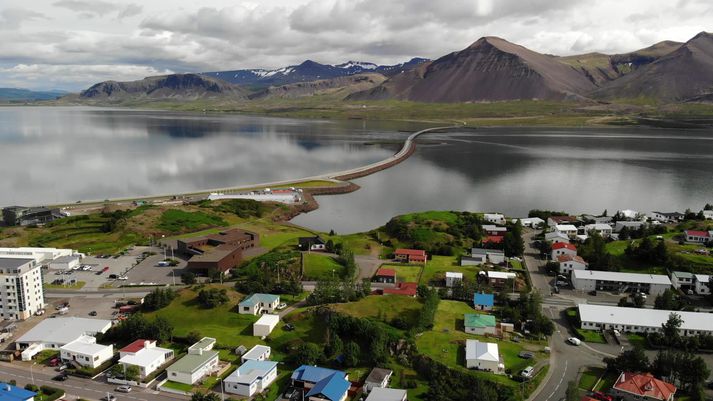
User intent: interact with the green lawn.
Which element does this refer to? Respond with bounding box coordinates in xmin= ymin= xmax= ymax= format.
xmin=579 ymin=367 xmax=605 ymax=390
xmin=399 ymin=211 xmax=461 ymax=225
xmin=576 ymin=329 xmax=607 ymax=344
xmin=303 ymin=253 xmax=345 ymax=280
xmin=44 ymin=281 xmax=86 ymax=290
xmin=420 ymin=255 xmax=479 ymax=286
xmin=162 ymin=381 xmax=193 ymax=392
xmin=331 ymin=295 xmax=423 ymax=326
xmin=157 ymin=209 xmax=227 ymax=233
xmin=627 ymin=333 xmax=647 ymax=349
xmin=330 ymin=232 xmax=381 ymax=256
xmin=380 ymin=263 xmax=422 ymax=282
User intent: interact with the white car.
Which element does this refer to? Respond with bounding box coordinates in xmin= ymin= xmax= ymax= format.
xmin=276 ymin=303 xmax=287 ymax=310
xmin=567 ymin=337 xmax=582 ymax=346
xmin=520 ymin=366 xmax=535 ymax=378
xmin=116 ymin=385 xmax=132 ymax=393
xmin=117 ymin=276 xmax=128 ymax=280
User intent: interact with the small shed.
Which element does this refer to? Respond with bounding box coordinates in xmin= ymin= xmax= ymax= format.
xmin=253 ymin=314 xmax=280 ymax=337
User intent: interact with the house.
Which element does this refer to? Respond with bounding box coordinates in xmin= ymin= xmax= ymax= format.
xmin=547 ymin=215 xmax=577 ymax=227
xmin=612 ymin=372 xmax=676 ymax=401
xmin=394 ymin=249 xmax=427 ymax=264
xmin=473 ymin=293 xmax=494 ymax=311
xmin=60 ymin=335 xmax=113 ymax=369
xmin=694 ymin=274 xmax=710 ymax=295
xmin=365 ymin=388 xmax=407 ymax=401
xmin=555 ymin=224 xmax=578 ymax=239
xmin=465 ymin=340 xmax=501 ymax=372
xmin=464 ymin=313 xmax=496 ymax=335
xmin=619 ymin=209 xmax=640 ymax=220
xmin=15 ymin=317 xmax=112 ymax=361
xmin=545 ymin=231 xmax=570 ymax=244
xmin=578 ymin=304 xmax=713 ymax=336
xmin=670 ymin=271 xmax=694 ymax=292
xmin=241 ymin=344 xmax=271 ymax=363
xmin=373 ymin=268 xmax=396 ymax=284
xmin=513 ymin=217 xmax=544 ymax=228
xmin=482 ymin=225 xmax=507 ymax=236
xmin=551 ymin=242 xmax=577 ymax=260
xmin=486 ymin=271 xmax=516 ymax=287
xmin=166 ymin=337 xmax=219 ymax=385
xmin=382 ymin=282 xmax=418 ymax=297
xmin=224 ymin=360 xmax=278 ymax=397
xmin=445 ymin=272 xmax=463 ymax=287
xmin=0 ymin=383 xmax=36 ymax=401
xmin=482 ymin=235 xmax=504 ymax=246
xmin=614 ymin=221 xmax=646 ymax=233
xmin=583 ymin=223 xmax=613 ymax=238
xmin=299 ymin=236 xmax=326 ymax=252
xmin=472 ymin=248 xmax=505 ymax=264
xmin=703 ymin=210 xmax=713 ymax=220
xmin=238 ymin=293 xmax=280 ymax=315
xmin=291 ymin=366 xmax=350 ymax=401
xmin=683 ymin=230 xmax=711 ymax=243
xmin=253 ymin=314 xmax=280 ymax=337
xmin=363 ymin=367 xmax=392 ymax=392
xmin=118 ymin=339 xmax=174 ymax=379
xmin=649 ymin=211 xmax=685 ymax=223
xmin=483 ymin=213 xmax=506 ymax=225
xmin=572 ymin=270 xmax=671 ymax=296
xmin=557 ymin=255 xmax=588 ymax=275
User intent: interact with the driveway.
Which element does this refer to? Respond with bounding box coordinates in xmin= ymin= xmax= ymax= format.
xmin=355 ymin=254 xmax=382 ymax=280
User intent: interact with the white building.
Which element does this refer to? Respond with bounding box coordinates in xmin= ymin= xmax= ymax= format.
xmin=48 ymin=255 xmax=80 ymax=270
xmin=670 ymin=271 xmax=694 ymax=291
xmin=224 ymin=360 xmax=278 ymax=397
xmin=694 ymin=274 xmax=711 ymax=295
xmin=614 ymin=221 xmax=646 ymax=233
xmin=684 ymin=230 xmax=711 ymax=244
xmin=253 ymin=314 xmax=279 ymax=337
xmin=545 ymin=231 xmax=570 ymax=244
xmin=555 ymin=225 xmax=578 ymax=238
xmin=0 ymin=247 xmax=78 ymax=264
xmin=166 ymin=337 xmax=219 ymax=385
xmin=572 ymin=270 xmax=671 ymax=296
xmin=0 ymin=258 xmax=44 ymax=320
xmin=241 ymin=345 xmax=271 ymax=363
xmin=703 ymin=210 xmax=713 ymax=220
xmin=513 ymin=217 xmax=544 ymax=228
xmin=619 ymin=209 xmax=640 ymax=220
xmin=482 ymin=225 xmax=507 ymax=235
xmin=16 ymin=317 xmax=112 ymax=361
xmin=60 ymin=335 xmax=113 ymax=369
xmin=557 ymin=255 xmax=588 ymax=274
xmin=583 ymin=224 xmax=613 ymax=238
xmin=119 ymin=339 xmax=174 ymax=379
xmin=483 ymin=213 xmax=506 ymax=225
xmin=465 ymin=340 xmax=501 ymax=372
xmin=578 ymin=304 xmax=713 ymax=336
xmin=238 ymin=294 xmax=280 ymax=315
xmin=365 ymin=388 xmax=407 ymax=401
xmin=364 ymin=368 xmax=392 ymax=392
xmin=445 ymin=272 xmax=463 ymax=288
xmin=648 ymin=211 xmax=685 ymax=223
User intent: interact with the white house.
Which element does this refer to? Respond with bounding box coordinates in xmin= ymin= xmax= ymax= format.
xmin=483 ymin=213 xmax=506 ymax=225
xmin=572 ymin=270 xmax=671 ymax=296
xmin=16 ymin=317 xmax=112 ymax=361
xmin=224 ymin=360 xmax=278 ymax=397
xmin=703 ymin=210 xmax=713 ymax=220
xmin=482 ymin=225 xmax=507 ymax=235
xmin=583 ymin=224 xmax=613 ymax=238
xmin=238 ymin=294 xmax=280 ymax=315
xmin=60 ymin=335 xmax=113 ymax=369
xmin=166 ymin=337 xmax=219 ymax=385
xmin=670 ymin=271 xmax=694 ymax=291
xmin=465 ymin=340 xmax=501 ymax=372
xmin=241 ymin=345 xmax=271 ymax=363
xmin=578 ymin=304 xmax=713 ymax=336
xmin=364 ymin=367 xmax=392 ymax=392
xmin=619 ymin=209 xmax=640 ymax=220
xmin=470 ymin=248 xmax=505 ymax=265
xmin=253 ymin=314 xmax=279 ymax=337
xmin=445 ymin=272 xmax=463 ymax=288
xmin=119 ymin=339 xmax=174 ymax=379
xmin=557 ymin=255 xmax=588 ymax=274
xmin=694 ymin=274 xmax=711 ymax=295
xmin=545 ymin=231 xmax=570 ymax=244
xmin=513 ymin=217 xmax=544 ymax=228
xmin=365 ymin=388 xmax=407 ymax=401
xmin=551 ymin=242 xmax=577 ymax=260
xmin=555 ymin=225 xmax=578 ymax=239
xmin=684 ymin=230 xmax=711 ymax=244
xmin=614 ymin=221 xmax=646 ymax=232
xmin=648 ymin=211 xmax=685 ymax=223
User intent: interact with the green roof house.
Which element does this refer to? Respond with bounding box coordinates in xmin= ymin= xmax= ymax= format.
xmin=166 ymin=337 xmax=219 ymax=385
xmin=464 ymin=313 xmax=497 ymax=335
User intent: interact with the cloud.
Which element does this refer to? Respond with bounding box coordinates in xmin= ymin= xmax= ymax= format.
xmin=0 ymin=8 xmax=48 ymax=30
xmin=0 ymin=64 xmax=173 ymax=90
xmin=53 ymin=0 xmax=119 ymax=16
xmin=118 ymin=4 xmax=142 ymax=19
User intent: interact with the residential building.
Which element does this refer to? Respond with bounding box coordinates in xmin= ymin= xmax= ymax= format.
xmin=2 ymin=206 xmax=65 ymax=226
xmin=119 ymin=339 xmax=175 ymax=379
xmin=614 ymin=221 xmax=646 ymax=233
xmin=683 ymin=230 xmax=711 ymax=243
xmin=578 ymin=304 xmax=713 ymax=336
xmin=551 ymin=243 xmax=577 ymax=260
xmin=0 ymin=258 xmax=44 ymax=320
xmin=482 ymin=235 xmax=504 ymax=246
xmin=482 ymin=225 xmax=507 ymax=236
xmin=291 ymin=366 xmax=350 ymax=401
xmin=583 ymin=224 xmax=613 ymax=238
xmin=465 ymin=340 xmax=501 ymax=372
xmin=611 ymin=372 xmax=676 ymax=401
xmin=649 ymin=211 xmax=685 ymax=223
xmin=486 ymin=271 xmax=516 ymax=287
xmin=513 ymin=217 xmax=544 ymax=228
xmin=473 ymin=293 xmax=494 ymax=311
xmin=557 ymin=255 xmax=588 ymax=275
xmin=382 ymin=282 xmax=417 ymax=297
xmin=555 ymin=225 xmax=578 ymax=239
xmin=166 ymin=337 xmax=219 ymax=385
xmin=464 ymin=313 xmax=496 ymax=335
xmin=373 ymin=268 xmax=395 ymax=284
xmin=365 ymin=388 xmax=407 ymax=401
xmin=670 ymin=271 xmax=694 ymax=292
xmin=619 ymin=209 xmax=640 ymax=220
xmin=572 ymin=270 xmax=671 ymax=296
xmin=393 ymin=249 xmax=427 ymax=264
xmin=364 ymin=368 xmax=392 ymax=392
xmin=461 ymin=255 xmax=486 ymax=266
xmin=15 ymin=317 xmax=112 ymax=361
xmin=177 ymin=229 xmax=258 ymax=273
xmin=241 ymin=345 xmax=271 ymax=363
xmin=0 ymin=383 xmax=36 ymax=401
xmin=224 ymin=360 xmax=278 ymax=397
xmin=60 ymin=335 xmax=113 ymax=369
xmin=0 ymin=247 xmax=78 ymax=264
xmin=298 ymin=236 xmax=326 ymax=252
xmin=694 ymin=274 xmax=710 ymax=295
xmin=253 ymin=314 xmax=279 ymax=337
xmin=547 ymin=215 xmax=578 ymax=227
xmin=471 ymin=248 xmax=505 ymax=264
xmin=545 ymin=231 xmax=570 ymax=244
xmin=445 ymin=272 xmax=463 ymax=287
xmin=483 ymin=213 xmax=506 ymax=225
xmin=238 ymin=293 xmax=280 ymax=315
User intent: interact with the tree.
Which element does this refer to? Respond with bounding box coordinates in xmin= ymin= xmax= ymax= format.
xmin=343 ymin=341 xmax=361 ymax=367
xmin=124 ymin=365 xmax=140 ymax=381
xmin=604 ymin=347 xmax=649 ymax=373
xmin=662 ymin=313 xmax=683 ymax=346
xmin=181 ymin=272 xmax=197 ymax=285
xmin=654 ymin=289 xmax=681 ymax=310
xmin=290 ymin=343 xmax=323 ymax=366
xmin=325 ymin=333 xmax=343 ymax=357
xmin=149 ymin=316 xmax=174 ymax=342
xmin=325 ymin=239 xmax=335 ymax=253
xmin=504 ymin=221 xmax=525 ymax=257
xmin=632 ymin=293 xmax=646 ymax=308
xmin=143 ymin=287 xmax=177 ymax=311
xmin=191 ymin=392 xmax=221 ymax=401
xmin=198 ymin=288 xmax=230 ymax=308
xmin=186 ymin=330 xmax=202 ymax=344
xmin=566 ymin=381 xmax=579 ymax=401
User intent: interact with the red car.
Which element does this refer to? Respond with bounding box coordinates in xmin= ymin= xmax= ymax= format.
xmin=102 ymin=266 xmax=110 ymax=272
xmin=48 ymin=357 xmax=60 ymax=367
xmin=591 ymin=391 xmax=613 ymax=401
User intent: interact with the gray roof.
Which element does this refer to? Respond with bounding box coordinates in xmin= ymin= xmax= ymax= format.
xmin=50 ymin=255 xmax=79 ymax=263
xmin=578 ymin=304 xmax=713 ymax=333
xmin=365 ymin=368 xmax=392 ymax=384
xmin=365 ymin=388 xmax=407 ymax=401
xmin=17 ymin=317 xmax=112 ymax=345
xmin=672 ymin=271 xmax=693 ymax=279
xmin=167 ymin=350 xmax=218 ymax=374
xmin=0 ymin=258 xmax=33 ymax=270
xmin=572 ymin=270 xmax=671 ymax=285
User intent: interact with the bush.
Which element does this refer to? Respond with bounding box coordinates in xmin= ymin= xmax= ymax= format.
xmin=198 ymin=288 xmax=230 ymax=308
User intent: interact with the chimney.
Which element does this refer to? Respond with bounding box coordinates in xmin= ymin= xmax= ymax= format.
xmin=144 ymin=340 xmax=151 ymax=349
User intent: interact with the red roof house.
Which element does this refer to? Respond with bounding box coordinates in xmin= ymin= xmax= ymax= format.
xmin=551 ymin=242 xmax=577 ymax=260
xmin=394 ymin=249 xmax=427 ymax=263
xmin=374 ymin=268 xmax=396 ymax=284
xmin=552 ymin=242 xmax=577 ymax=251
xmin=120 ymin=339 xmax=154 ymax=354
xmin=684 ymin=230 xmax=712 ymax=243
xmin=382 ymin=282 xmax=418 ymax=297
xmin=483 ymin=235 xmax=504 ymax=245
xmin=612 ymin=372 xmax=676 ymax=401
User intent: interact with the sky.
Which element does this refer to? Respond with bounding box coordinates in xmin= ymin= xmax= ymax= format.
xmin=0 ymin=0 xmax=711 ymax=91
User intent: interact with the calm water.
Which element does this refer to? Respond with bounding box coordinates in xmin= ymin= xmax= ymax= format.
xmin=2 ymin=107 xmax=712 ymax=234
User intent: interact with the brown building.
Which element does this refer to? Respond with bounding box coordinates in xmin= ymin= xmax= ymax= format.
xmin=177 ymin=229 xmax=258 ymax=273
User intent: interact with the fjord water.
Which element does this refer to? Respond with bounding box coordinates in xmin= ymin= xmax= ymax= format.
xmin=2 ymin=107 xmax=712 ymax=234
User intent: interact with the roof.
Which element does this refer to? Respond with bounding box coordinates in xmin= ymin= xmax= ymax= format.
xmin=555 ymin=224 xmax=578 ymax=231
xmin=17 ymin=317 xmax=112 ymax=345
xmin=464 ymin=313 xmax=496 ymax=328
xmin=365 ymin=367 xmax=392 ymax=384
xmin=694 ymin=274 xmax=710 ymax=283
xmin=483 ymin=235 xmax=504 ymax=244
xmin=305 ymin=371 xmax=350 ymax=401
xmin=119 ymin=345 xmax=172 ymax=368
xmin=121 ymin=339 xmax=153 ymax=354
xmin=167 ymin=350 xmax=219 ymax=374
xmin=188 ymin=337 xmax=216 ymax=353
xmin=60 ymin=335 xmax=111 ymax=356
xmin=394 ymin=248 xmax=426 ymax=257
xmin=613 ymin=372 xmax=676 ymax=400
xmin=472 ymin=248 xmax=504 ymax=255
xmin=474 ymin=293 xmax=494 ymax=307
xmin=239 ymin=293 xmax=280 ymax=307
xmin=242 ymin=345 xmax=270 ymax=361
xmin=578 ymin=304 xmax=713 ymax=333
xmin=557 ymin=255 xmax=587 ymax=265
xmin=584 ymin=224 xmax=612 ymax=230
xmin=552 ymin=242 xmax=577 ymax=251
xmin=445 ymin=272 xmax=463 ymax=279
xmin=684 ymin=230 xmax=711 ymax=237
xmin=465 ymin=340 xmax=499 ymax=362
xmin=382 ymin=282 xmax=418 ymax=296
xmin=255 ymin=314 xmax=280 ymax=326
xmin=375 ymin=268 xmax=395 ymax=277
xmin=487 ymin=271 xmax=516 ymax=280
xmin=299 ymin=236 xmax=325 ymax=245
xmin=365 ymin=388 xmax=407 ymax=401
xmin=50 ymin=255 xmax=79 ymax=263
xmin=482 ymin=225 xmax=507 ymax=232
xmin=545 ymin=231 xmax=569 ymax=240
xmin=291 ymin=365 xmax=343 ymax=383
xmin=225 ymin=360 xmax=278 ymax=385
xmin=572 ymin=270 xmax=671 ymax=285
xmin=671 ymin=271 xmax=693 ymax=279
xmin=0 ymin=258 xmax=33 ymax=270
xmin=0 ymin=383 xmax=36 ymax=401
xmin=550 ymin=215 xmax=577 ymax=223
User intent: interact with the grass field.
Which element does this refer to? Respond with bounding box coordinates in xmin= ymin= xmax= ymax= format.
xmin=579 ymin=367 xmax=605 ymax=390
xmin=420 ymin=255 xmax=479 ymax=285
xmin=303 ymin=253 xmax=345 ymax=280
xmin=627 ymin=333 xmax=647 ymax=349
xmin=44 ymin=281 xmax=86 ymax=290
xmin=331 ymin=295 xmax=423 ymax=326
xmin=157 ymin=209 xmax=227 ymax=233
xmin=380 ymin=263 xmax=423 ymax=282
xmin=331 ymin=232 xmax=382 ymax=256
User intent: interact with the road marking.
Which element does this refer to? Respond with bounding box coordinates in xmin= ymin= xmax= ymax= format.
xmin=543 ymin=360 xmax=568 ymax=401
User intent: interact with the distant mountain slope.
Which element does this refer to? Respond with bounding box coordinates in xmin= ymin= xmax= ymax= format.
xmin=0 ymin=88 xmax=67 ymax=101
xmin=202 ymin=58 xmax=428 ymax=88
xmin=593 ymin=32 xmax=713 ymax=101
xmin=249 ymin=73 xmax=387 ymax=100
xmin=350 ymin=37 xmax=596 ymax=102
xmin=78 ymin=74 xmax=247 ymax=101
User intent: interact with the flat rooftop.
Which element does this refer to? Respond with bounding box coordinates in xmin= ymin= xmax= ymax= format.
xmin=578 ymin=304 xmax=713 ymax=332
xmin=17 ymin=317 xmax=112 ymax=345
xmin=0 ymin=258 xmax=34 ymax=270
xmin=572 ymin=270 xmax=671 ymax=285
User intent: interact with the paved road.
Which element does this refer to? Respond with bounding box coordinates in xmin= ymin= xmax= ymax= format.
xmin=355 ymin=254 xmax=382 ymax=280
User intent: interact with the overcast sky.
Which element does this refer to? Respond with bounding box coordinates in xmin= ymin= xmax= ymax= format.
xmin=1 ymin=0 xmax=710 ymax=91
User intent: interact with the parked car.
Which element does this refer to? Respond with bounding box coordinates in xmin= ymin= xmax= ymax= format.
xmin=591 ymin=391 xmax=614 ymax=401
xmin=283 ymin=323 xmax=295 ymax=331
xmin=115 ymin=385 xmax=132 ymax=393
xmin=101 ymin=395 xmax=117 ymax=401
xmin=518 ymin=351 xmax=535 ymax=359
xmin=588 ymin=290 xmax=597 ymax=296
xmin=276 ymin=303 xmax=287 ymax=310
xmin=48 ymin=357 xmax=60 ymax=367
xmin=567 ymin=337 xmax=582 ymax=346
xmin=520 ymin=366 xmax=535 ymax=378
xmin=613 ymin=329 xmax=621 ymax=337
xmin=117 ymin=276 xmax=128 ymax=280
xmin=108 ymin=274 xmax=118 ymax=279
xmin=52 ymin=374 xmax=68 ymax=381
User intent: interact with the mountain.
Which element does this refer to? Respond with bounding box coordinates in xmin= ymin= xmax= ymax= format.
xmin=202 ymin=58 xmax=428 ymax=88
xmin=350 ymin=37 xmax=596 ymax=102
xmin=593 ymin=32 xmax=713 ymax=101
xmin=248 ymin=73 xmax=387 ymax=100
xmin=78 ymin=73 xmax=247 ymax=101
xmin=0 ymin=88 xmax=67 ymax=101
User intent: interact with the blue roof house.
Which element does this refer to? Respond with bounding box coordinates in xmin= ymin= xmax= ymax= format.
xmin=291 ymin=366 xmax=350 ymax=401
xmin=474 ymin=293 xmax=494 ymax=311
xmin=238 ymin=293 xmax=280 ymax=315
xmin=0 ymin=383 xmax=36 ymax=401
